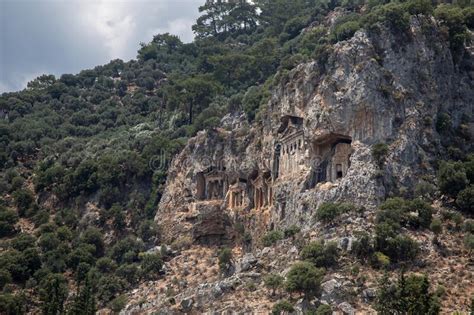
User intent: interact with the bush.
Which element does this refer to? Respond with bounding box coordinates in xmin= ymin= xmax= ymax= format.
xmin=0 ymin=207 xmax=18 ymax=237
xmin=140 ymin=253 xmax=163 ymax=279
xmin=116 ymin=264 xmax=139 ymax=285
xmin=332 ymin=20 xmax=360 ymax=42
xmin=0 ymin=269 xmax=12 ymax=290
xmin=284 ymin=225 xmax=301 ymax=238
xmin=372 ymin=143 xmax=389 ymax=167
xmin=272 ymin=300 xmax=294 ymax=315
xmin=371 ymin=251 xmax=391 ymax=269
xmin=12 ymin=189 xmax=34 ymax=217
xmin=262 ymin=230 xmax=284 ymax=247
xmin=315 ymin=202 xmax=353 ymax=223
xmin=109 ymin=294 xmax=127 ymax=313
xmin=352 ymin=232 xmax=375 ymax=262
xmin=464 ymin=233 xmax=474 ymax=252
xmin=285 ymin=262 xmax=324 ymax=298
xmin=375 ymin=273 xmax=440 ymax=315
xmin=436 ymin=112 xmax=452 ymax=133
xmin=438 ymin=161 xmax=468 ymax=197
xmin=96 ymin=257 xmax=117 ymax=273
xmin=96 ymin=275 xmax=125 ymax=303
xmin=218 ymin=247 xmax=233 ymax=273
xmin=300 ymin=241 xmax=339 ymax=268
xmin=39 ymin=273 xmax=68 ymax=315
xmin=464 ymin=220 xmax=474 ymax=233
xmin=430 ymin=218 xmax=443 ymax=244
xmin=456 ymin=185 xmax=474 ymax=214
xmin=315 ymin=304 xmax=332 ymax=315
xmin=264 ymin=273 xmax=284 ymax=296
xmin=0 ymin=293 xmax=27 ymax=315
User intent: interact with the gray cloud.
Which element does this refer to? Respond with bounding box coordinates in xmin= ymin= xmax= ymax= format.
xmin=0 ymin=0 xmax=202 ymax=93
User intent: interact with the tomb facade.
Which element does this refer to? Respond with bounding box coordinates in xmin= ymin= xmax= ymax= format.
xmin=227 ymin=180 xmax=247 ymax=209
xmin=195 ymin=168 xmax=228 ymax=201
xmin=275 ymin=115 xmax=305 ymax=179
xmin=251 ymin=172 xmax=272 ymax=210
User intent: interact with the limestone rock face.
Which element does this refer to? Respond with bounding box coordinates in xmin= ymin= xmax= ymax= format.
xmin=155 ymin=16 xmax=473 ymax=243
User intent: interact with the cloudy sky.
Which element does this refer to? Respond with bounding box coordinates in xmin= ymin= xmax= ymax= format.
xmin=0 ymin=0 xmax=203 ymax=93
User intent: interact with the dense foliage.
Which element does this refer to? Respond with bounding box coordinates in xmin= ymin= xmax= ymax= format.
xmin=0 ymin=0 xmax=472 ymax=312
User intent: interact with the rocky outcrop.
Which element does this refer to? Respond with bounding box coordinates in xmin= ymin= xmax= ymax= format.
xmin=155 ymin=16 xmax=473 ymax=244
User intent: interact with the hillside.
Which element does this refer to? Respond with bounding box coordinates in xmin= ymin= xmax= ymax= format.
xmin=0 ymin=0 xmax=473 ymax=314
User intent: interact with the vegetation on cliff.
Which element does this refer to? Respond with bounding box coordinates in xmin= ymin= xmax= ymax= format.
xmin=0 ymin=0 xmax=472 ymax=313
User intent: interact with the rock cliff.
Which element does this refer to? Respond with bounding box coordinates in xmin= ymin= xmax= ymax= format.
xmin=155 ymin=16 xmax=473 ymax=245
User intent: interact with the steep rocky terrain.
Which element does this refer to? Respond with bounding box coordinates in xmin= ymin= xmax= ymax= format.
xmin=156 ymin=16 xmax=472 ymax=243
xmin=121 ymin=15 xmax=474 ymax=315
xmin=1 ymin=1 xmax=473 ymax=314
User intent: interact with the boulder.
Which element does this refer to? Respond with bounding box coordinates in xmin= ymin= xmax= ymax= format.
xmin=180 ymin=297 xmax=194 ymax=312
xmin=338 ymin=302 xmax=355 ymax=315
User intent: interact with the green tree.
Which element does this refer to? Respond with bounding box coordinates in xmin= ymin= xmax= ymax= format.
xmin=264 ymin=273 xmax=284 ymax=296
xmin=457 ymin=185 xmax=474 ymax=214
xmin=0 ymin=206 xmax=18 ymax=237
xmin=300 ymin=241 xmax=339 ymax=268
xmin=140 ymin=253 xmax=163 ymax=279
xmin=40 ymin=273 xmax=68 ymax=315
xmin=285 ymin=261 xmax=324 ymax=298
xmin=68 ymin=276 xmax=96 ymax=315
xmin=438 ymin=161 xmax=468 ymax=197
xmin=271 ymin=300 xmax=294 ymax=315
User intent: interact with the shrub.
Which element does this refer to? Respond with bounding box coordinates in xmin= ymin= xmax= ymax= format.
xmin=140 ymin=253 xmax=163 ymax=279
xmin=272 ymin=300 xmax=294 ymax=315
xmin=438 ymin=161 xmax=468 ymax=197
xmin=116 ymin=264 xmax=139 ymax=285
xmin=464 ymin=233 xmax=474 ymax=252
xmin=96 ymin=275 xmax=125 ymax=303
xmin=436 ymin=112 xmax=452 ymax=133
xmin=408 ymin=198 xmax=433 ymax=228
xmin=96 ymin=257 xmax=117 ymax=273
xmin=39 ymin=273 xmax=68 ymax=315
xmin=81 ymin=227 xmax=105 ymax=257
xmin=372 ymin=143 xmax=389 ymax=167
xmin=0 ymin=207 xmax=18 ymax=237
xmin=371 ymin=251 xmax=391 ymax=269
xmin=0 ymin=293 xmax=27 ymax=315
xmin=352 ymin=232 xmax=375 ymax=262
xmin=12 ymin=189 xmax=34 ymax=217
xmin=218 ymin=247 xmax=233 ymax=273
xmin=456 ymin=185 xmax=474 ymax=214
xmin=284 ymin=225 xmax=301 ymax=238
xmin=285 ymin=262 xmax=324 ymax=298
xmin=264 ymin=273 xmax=284 ymax=296
xmin=315 ymin=304 xmax=332 ymax=315
xmin=375 ymin=273 xmax=440 ymax=315
xmin=138 ymin=220 xmax=159 ymax=243
xmin=0 ymin=269 xmax=12 ymax=290
xmin=262 ymin=230 xmax=284 ymax=247
xmin=332 ymin=21 xmax=361 ymax=42
xmin=170 ymin=236 xmax=192 ymax=252
xmin=463 ymin=219 xmax=474 ymax=233
xmin=315 ymin=202 xmax=353 ymax=223
xmin=109 ymin=295 xmax=127 ymax=313
xmin=430 ymin=218 xmax=443 ymax=244
xmin=300 ymin=241 xmax=339 ymax=268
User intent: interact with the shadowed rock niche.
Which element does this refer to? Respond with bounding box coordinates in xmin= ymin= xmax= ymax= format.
xmin=307 ymin=133 xmax=352 ymax=188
